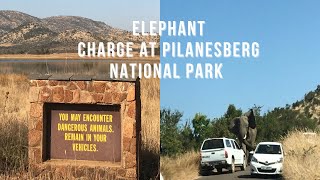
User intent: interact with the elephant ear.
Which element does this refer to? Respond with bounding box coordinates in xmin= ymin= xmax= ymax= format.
xmin=246 ymin=109 xmax=256 ymax=129
xmin=229 ymin=117 xmax=240 ymax=134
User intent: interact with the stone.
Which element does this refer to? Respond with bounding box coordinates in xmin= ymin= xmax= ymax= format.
xmin=104 ymin=92 xmax=113 ymax=104
xmin=124 ymin=152 xmax=136 ymax=168
xmin=130 ymin=138 xmax=136 ymax=154
xmin=87 ymin=82 xmax=94 ymax=92
xmin=92 ymin=93 xmax=104 ymax=103
xmin=127 ymin=102 xmax=136 ymax=119
xmin=133 ymin=123 xmax=136 ymax=137
xmin=33 ymin=148 xmax=42 ymax=163
xmin=72 ymin=90 xmax=80 ymax=103
xmin=29 ymin=87 xmax=40 ymax=102
xmin=120 ymin=82 xmax=129 ymax=92
xmin=117 ymin=168 xmax=126 ymax=177
xmin=37 ymin=80 xmax=47 ymax=86
xmin=52 ymin=87 xmax=64 ymax=102
xmin=48 ymin=81 xmax=59 ymax=86
xmin=110 ymin=82 xmax=119 ymax=92
xmin=113 ymin=92 xmax=127 ymax=103
xmin=66 ymin=82 xmax=78 ymax=90
xmin=30 ymin=103 xmax=42 ymax=118
xmin=30 ymin=80 xmax=37 ymax=87
xmin=123 ymin=119 xmax=134 ymax=138
xmin=64 ymin=90 xmax=73 ymax=102
xmin=29 ymin=130 xmax=41 ymax=147
xmin=59 ymin=81 xmax=69 ymax=86
xmin=93 ymin=81 xmax=106 ymax=93
xmin=80 ymin=91 xmax=94 ymax=103
xmin=123 ymin=137 xmax=131 ymax=152
xmin=35 ymin=120 xmax=43 ymax=131
xmin=76 ymin=81 xmax=87 ymax=90
xmin=40 ymin=87 xmax=52 ymax=102
xmin=126 ymin=169 xmax=137 ymax=178
xmin=127 ymin=86 xmax=135 ymax=101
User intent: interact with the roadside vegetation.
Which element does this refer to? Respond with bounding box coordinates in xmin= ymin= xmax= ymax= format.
xmin=282 ymin=130 xmax=320 ymax=179
xmin=161 ymin=86 xmax=320 ymax=179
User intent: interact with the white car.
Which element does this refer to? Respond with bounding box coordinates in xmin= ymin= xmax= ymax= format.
xmin=200 ymin=138 xmax=246 ymax=175
xmin=250 ymin=142 xmax=284 ymax=176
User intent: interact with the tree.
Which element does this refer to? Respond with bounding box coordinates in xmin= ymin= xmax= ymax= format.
xmin=192 ymin=113 xmax=211 ymax=147
xmin=179 ymin=121 xmax=196 ymax=151
xmin=160 ymin=108 xmax=184 ymax=155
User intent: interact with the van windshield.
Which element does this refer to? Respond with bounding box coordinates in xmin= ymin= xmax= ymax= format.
xmin=255 ymin=144 xmax=282 ymax=154
xmin=202 ymin=139 xmax=224 ymax=150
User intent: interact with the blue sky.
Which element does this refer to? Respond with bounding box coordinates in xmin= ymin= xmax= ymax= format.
xmin=1 ymin=0 xmax=320 ymax=121
xmin=160 ymin=0 xmax=320 ymax=120
xmin=0 ymin=0 xmax=159 ymax=30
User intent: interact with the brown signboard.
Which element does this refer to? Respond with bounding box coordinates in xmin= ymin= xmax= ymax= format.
xmin=49 ymin=106 xmax=121 ymax=162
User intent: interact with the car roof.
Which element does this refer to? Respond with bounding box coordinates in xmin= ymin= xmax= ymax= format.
xmin=257 ymin=142 xmax=282 ymax=145
xmin=203 ymin=137 xmax=235 ymax=141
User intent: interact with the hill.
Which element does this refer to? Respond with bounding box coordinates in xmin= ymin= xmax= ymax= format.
xmin=0 ymin=11 xmax=159 ymax=54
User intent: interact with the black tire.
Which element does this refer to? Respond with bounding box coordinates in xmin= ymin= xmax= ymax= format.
xmin=240 ymin=156 xmax=247 ymax=171
xmin=200 ymin=169 xmax=209 ymax=176
xmin=217 ymin=168 xmax=223 ymax=174
xmin=229 ymin=158 xmax=235 ymax=173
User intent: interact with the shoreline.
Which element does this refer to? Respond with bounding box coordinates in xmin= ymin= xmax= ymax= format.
xmin=0 ymin=53 xmax=160 ymax=61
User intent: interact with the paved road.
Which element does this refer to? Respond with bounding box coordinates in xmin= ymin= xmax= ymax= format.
xmin=197 ymin=167 xmax=283 ymax=180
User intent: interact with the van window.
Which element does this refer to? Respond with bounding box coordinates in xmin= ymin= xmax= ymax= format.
xmin=225 ymin=140 xmax=232 ymax=147
xmin=234 ymin=141 xmax=241 ymax=149
xmin=231 ymin=141 xmax=236 ymax=149
xmin=202 ymin=139 xmax=224 ymax=150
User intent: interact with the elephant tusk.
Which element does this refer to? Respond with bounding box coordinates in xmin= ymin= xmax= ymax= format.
xmin=243 ymin=134 xmax=247 ymax=139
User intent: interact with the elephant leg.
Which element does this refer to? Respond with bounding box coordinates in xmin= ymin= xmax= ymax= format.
xmin=243 ymin=139 xmax=254 ymax=151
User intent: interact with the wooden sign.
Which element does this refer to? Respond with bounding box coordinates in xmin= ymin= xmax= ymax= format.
xmin=48 ymin=105 xmax=121 ymax=162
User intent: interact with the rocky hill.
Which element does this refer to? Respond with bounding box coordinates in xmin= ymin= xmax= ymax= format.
xmin=0 ymin=11 xmax=41 ymax=36
xmin=292 ymin=85 xmax=320 ymax=120
xmin=0 ymin=11 xmax=159 ymax=54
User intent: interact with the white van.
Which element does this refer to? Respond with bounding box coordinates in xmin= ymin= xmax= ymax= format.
xmin=200 ymin=138 xmax=246 ymax=175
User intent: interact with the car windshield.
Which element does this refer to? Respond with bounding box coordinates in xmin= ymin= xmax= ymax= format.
xmin=255 ymin=144 xmax=282 ymax=154
xmin=202 ymin=139 xmax=224 ymax=150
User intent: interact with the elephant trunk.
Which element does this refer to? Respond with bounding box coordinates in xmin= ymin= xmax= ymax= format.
xmin=243 ymin=139 xmax=255 ymax=151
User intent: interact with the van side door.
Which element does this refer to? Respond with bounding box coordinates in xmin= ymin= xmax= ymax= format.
xmin=233 ymin=140 xmax=244 ymax=164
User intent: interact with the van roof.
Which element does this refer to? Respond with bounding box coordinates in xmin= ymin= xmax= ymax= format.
xmin=203 ymin=137 xmax=235 ymax=141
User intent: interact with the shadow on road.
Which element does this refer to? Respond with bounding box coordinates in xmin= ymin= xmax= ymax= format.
xmin=238 ymin=174 xmax=283 ymax=179
xmin=200 ymin=171 xmax=230 ymax=176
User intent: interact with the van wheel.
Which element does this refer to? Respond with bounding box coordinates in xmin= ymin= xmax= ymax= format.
xmin=240 ymin=156 xmax=246 ymax=171
xmin=229 ymin=159 xmax=235 ymax=173
xmin=217 ymin=168 xmax=223 ymax=174
xmin=200 ymin=170 xmax=209 ymax=176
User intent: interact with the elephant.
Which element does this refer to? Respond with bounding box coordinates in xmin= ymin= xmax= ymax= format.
xmin=229 ymin=109 xmax=257 ymax=163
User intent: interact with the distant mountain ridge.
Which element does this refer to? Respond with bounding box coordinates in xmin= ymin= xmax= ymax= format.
xmin=0 ymin=10 xmax=159 ymax=54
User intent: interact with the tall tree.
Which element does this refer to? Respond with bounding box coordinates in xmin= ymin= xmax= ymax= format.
xmin=160 ymin=108 xmax=184 ymax=155
xmin=192 ymin=113 xmax=211 ymax=147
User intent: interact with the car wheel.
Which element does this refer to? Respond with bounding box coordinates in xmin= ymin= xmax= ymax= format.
xmin=217 ymin=168 xmax=223 ymax=174
xmin=200 ymin=169 xmax=209 ymax=176
xmin=229 ymin=158 xmax=235 ymax=173
xmin=240 ymin=156 xmax=246 ymax=171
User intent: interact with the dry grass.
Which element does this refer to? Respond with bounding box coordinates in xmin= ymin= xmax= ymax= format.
xmin=141 ymin=77 xmax=160 ymax=152
xmin=0 ymin=75 xmax=29 ymax=174
xmin=160 ymin=151 xmax=200 ymax=180
xmin=282 ymin=130 xmax=320 ymax=180
xmin=140 ymin=77 xmax=160 ymax=179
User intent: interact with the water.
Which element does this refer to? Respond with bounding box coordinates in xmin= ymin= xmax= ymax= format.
xmin=0 ymin=59 xmax=154 ymax=76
